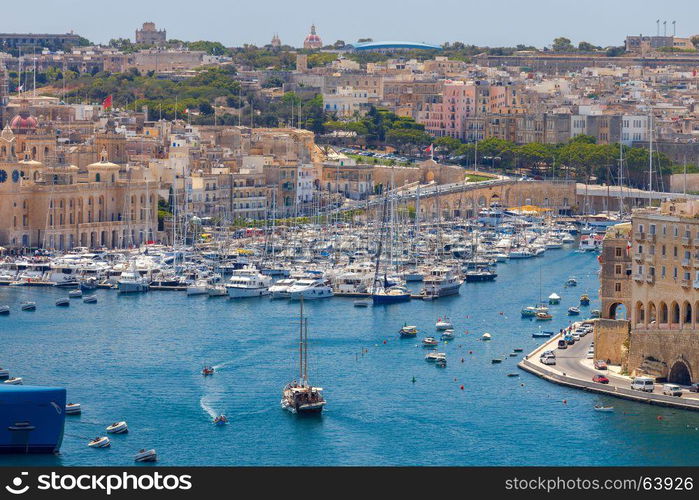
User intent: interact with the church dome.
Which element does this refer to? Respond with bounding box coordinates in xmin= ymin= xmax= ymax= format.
xmin=10 ymin=112 xmax=39 ymax=133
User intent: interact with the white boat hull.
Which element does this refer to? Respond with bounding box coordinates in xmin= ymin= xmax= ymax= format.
xmin=227 ymin=286 xmax=270 ymax=298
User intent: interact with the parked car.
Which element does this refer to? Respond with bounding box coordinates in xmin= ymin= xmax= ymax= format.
xmin=592 ymin=374 xmax=609 ymax=384
xmin=631 ymin=377 xmax=655 ymax=393
xmin=541 ymin=356 xmax=556 ymax=366
xmin=662 ymin=384 xmax=683 ymax=397
xmin=594 ymin=360 xmax=608 ymax=370
xmin=572 ymin=333 xmax=581 ymax=341
xmin=689 ymin=384 xmax=699 ymax=393
xmin=557 ymin=339 xmax=568 ymax=349
xmin=586 ymin=351 xmax=594 ymax=359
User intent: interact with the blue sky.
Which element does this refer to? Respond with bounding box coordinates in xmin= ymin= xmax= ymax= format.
xmin=4 ymin=0 xmax=699 ymax=48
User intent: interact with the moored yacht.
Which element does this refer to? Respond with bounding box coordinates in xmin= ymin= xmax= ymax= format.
xmin=268 ymin=277 xmax=297 ymax=299
xmin=372 ymin=284 xmax=411 ymax=304
xmin=225 ymin=267 xmax=272 ymax=298
xmin=421 ymin=268 xmax=462 ymax=299
xmin=288 ymin=277 xmax=333 ymax=300
xmin=117 ymin=262 xmax=149 ymax=294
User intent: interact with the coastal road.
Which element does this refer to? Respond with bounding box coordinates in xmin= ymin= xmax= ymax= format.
xmin=530 ymin=331 xmax=699 ymax=401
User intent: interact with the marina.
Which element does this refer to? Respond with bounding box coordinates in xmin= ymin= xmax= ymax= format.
xmin=2 ymin=243 xmax=699 ymax=466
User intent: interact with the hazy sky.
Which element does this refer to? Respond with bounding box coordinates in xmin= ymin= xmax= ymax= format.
xmin=4 ymin=0 xmax=699 ymax=48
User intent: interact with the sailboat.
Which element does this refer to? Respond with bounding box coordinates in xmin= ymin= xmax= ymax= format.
xmin=281 ymin=298 xmax=326 ymax=415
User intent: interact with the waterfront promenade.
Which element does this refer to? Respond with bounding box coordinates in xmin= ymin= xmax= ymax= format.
xmin=519 ymin=328 xmax=699 ymax=411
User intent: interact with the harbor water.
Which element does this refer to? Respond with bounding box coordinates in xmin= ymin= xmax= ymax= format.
xmin=1 ymin=248 xmax=698 ymax=466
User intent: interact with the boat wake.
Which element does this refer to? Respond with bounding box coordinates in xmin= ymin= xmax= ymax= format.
xmin=199 ymin=395 xmax=219 ymax=419
xmin=212 ymin=360 xmax=236 ymax=371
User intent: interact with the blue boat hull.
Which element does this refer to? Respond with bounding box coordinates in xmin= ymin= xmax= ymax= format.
xmin=0 ymin=386 xmax=66 ymax=454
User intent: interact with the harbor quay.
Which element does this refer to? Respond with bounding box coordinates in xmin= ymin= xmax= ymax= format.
xmin=520 ymin=327 xmax=699 ymax=412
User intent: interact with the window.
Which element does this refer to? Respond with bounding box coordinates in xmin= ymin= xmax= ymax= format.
xmin=615 ymin=283 xmax=622 ymax=292
xmin=661 ymin=266 xmax=666 ymax=278
xmin=615 ymin=247 xmax=622 ymax=257
xmin=615 ymin=265 xmax=622 ymax=275
xmin=674 ymin=247 xmax=678 ymax=258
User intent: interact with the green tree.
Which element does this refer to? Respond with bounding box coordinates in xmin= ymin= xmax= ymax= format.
xmin=552 ymin=37 xmax=575 ymax=52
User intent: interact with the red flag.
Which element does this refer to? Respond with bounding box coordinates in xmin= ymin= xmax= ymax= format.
xmin=425 ymin=144 xmax=433 ymax=153
xmin=102 ymin=95 xmax=113 ymax=109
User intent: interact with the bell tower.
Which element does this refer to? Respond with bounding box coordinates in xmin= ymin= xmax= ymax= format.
xmin=0 ymin=62 xmax=8 ymax=128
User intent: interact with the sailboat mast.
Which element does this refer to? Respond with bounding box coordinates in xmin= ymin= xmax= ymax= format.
xmin=304 ymin=317 xmax=308 ymax=381
xmin=299 ymin=296 xmax=304 ymax=381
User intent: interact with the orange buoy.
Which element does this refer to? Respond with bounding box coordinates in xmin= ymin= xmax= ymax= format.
xmin=383 ymin=340 xmax=387 ymax=344
xmin=563 ymin=399 xmax=567 ymax=404
xmin=657 ymin=416 xmax=663 ymax=421
xmin=460 ymin=385 xmax=464 ymax=390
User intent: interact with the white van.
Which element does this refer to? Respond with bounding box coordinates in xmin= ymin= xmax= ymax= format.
xmin=662 ymin=384 xmax=682 ymax=397
xmin=631 ymin=377 xmax=655 ymax=393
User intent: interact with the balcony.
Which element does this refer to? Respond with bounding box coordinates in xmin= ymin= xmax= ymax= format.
xmin=646 ymin=233 xmax=656 ymax=243
xmin=633 ymin=232 xmax=644 ymax=241
xmin=682 ymin=236 xmax=691 ymax=246
xmin=681 ymin=279 xmax=692 ymax=288
xmin=645 ymin=274 xmax=655 ymax=284
xmin=694 ymin=280 xmax=699 ymax=289
xmin=682 ymin=258 xmax=692 ymax=267
xmin=633 ymin=274 xmax=645 ymax=282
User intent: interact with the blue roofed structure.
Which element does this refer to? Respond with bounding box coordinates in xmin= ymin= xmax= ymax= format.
xmin=347 ymin=41 xmax=443 ymax=52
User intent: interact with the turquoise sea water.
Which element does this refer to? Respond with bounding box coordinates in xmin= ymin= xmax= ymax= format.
xmin=1 ymin=248 xmax=698 ymax=466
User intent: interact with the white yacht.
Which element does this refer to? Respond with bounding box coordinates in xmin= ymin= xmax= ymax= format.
xmin=186 ymin=278 xmax=209 ymax=296
xmin=117 ymin=262 xmax=149 ymax=293
xmin=268 ymin=277 xmax=298 ymax=299
xmin=288 ymin=278 xmax=334 ymax=300
xmin=421 ymin=268 xmax=462 ymax=299
xmin=225 ymin=267 xmax=272 ymax=298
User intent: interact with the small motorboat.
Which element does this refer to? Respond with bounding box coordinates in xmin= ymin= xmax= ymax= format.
xmin=0 ymin=368 xmax=9 ymax=379
xmin=535 ymin=312 xmax=553 ymax=321
xmin=134 ymin=448 xmax=157 ymax=462
xmin=507 ymin=373 xmax=520 ymax=377
xmin=83 ymin=295 xmax=97 ymax=304
xmin=4 ymin=377 xmax=23 ymax=385
xmin=399 ymin=325 xmax=418 ymax=337
xmin=425 ymin=352 xmax=446 ymax=363
xmin=88 ymin=436 xmax=111 ymax=448
xmin=481 ymin=333 xmax=492 ymax=341
xmin=202 ymin=366 xmax=215 ymax=376
xmin=68 ymin=290 xmax=83 ymax=298
xmin=21 ymin=301 xmax=36 ymax=311
xmin=513 ymin=348 xmax=523 ymax=353
xmin=590 ymin=309 xmax=601 ymax=318
xmin=435 ymin=316 xmax=453 ymax=330
xmin=353 ymin=299 xmax=370 ymax=308
xmin=594 ymin=405 xmax=614 ymax=413
xmin=509 ymin=352 xmax=518 ymax=357
xmin=65 ymin=403 xmax=82 ymax=415
xmin=548 ymin=293 xmax=561 ymax=305
xmin=565 ymin=277 xmax=578 ymax=287
xmin=106 ymin=421 xmax=128 ymax=434
xmin=55 ymin=298 xmax=70 ymax=307
xmin=568 ymin=306 xmax=581 ymax=316
xmin=213 ymin=415 xmax=228 ymax=426
xmin=0 ymin=305 xmax=9 ymax=315
xmin=580 ymin=294 xmax=590 ymax=306
xmin=491 ymin=358 xmax=503 ymax=364
xmin=80 ymin=278 xmax=98 ymax=291
xmin=440 ymin=329 xmax=455 ymax=340
xmin=422 ymin=337 xmax=439 ymax=348
xmin=532 ymin=331 xmax=554 ymax=338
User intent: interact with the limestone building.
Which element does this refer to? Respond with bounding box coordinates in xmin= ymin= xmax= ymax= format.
xmin=599 ymin=200 xmax=699 ymax=384
xmin=0 ymin=115 xmax=159 ymax=250
xmin=135 ymin=22 xmax=167 ymax=45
